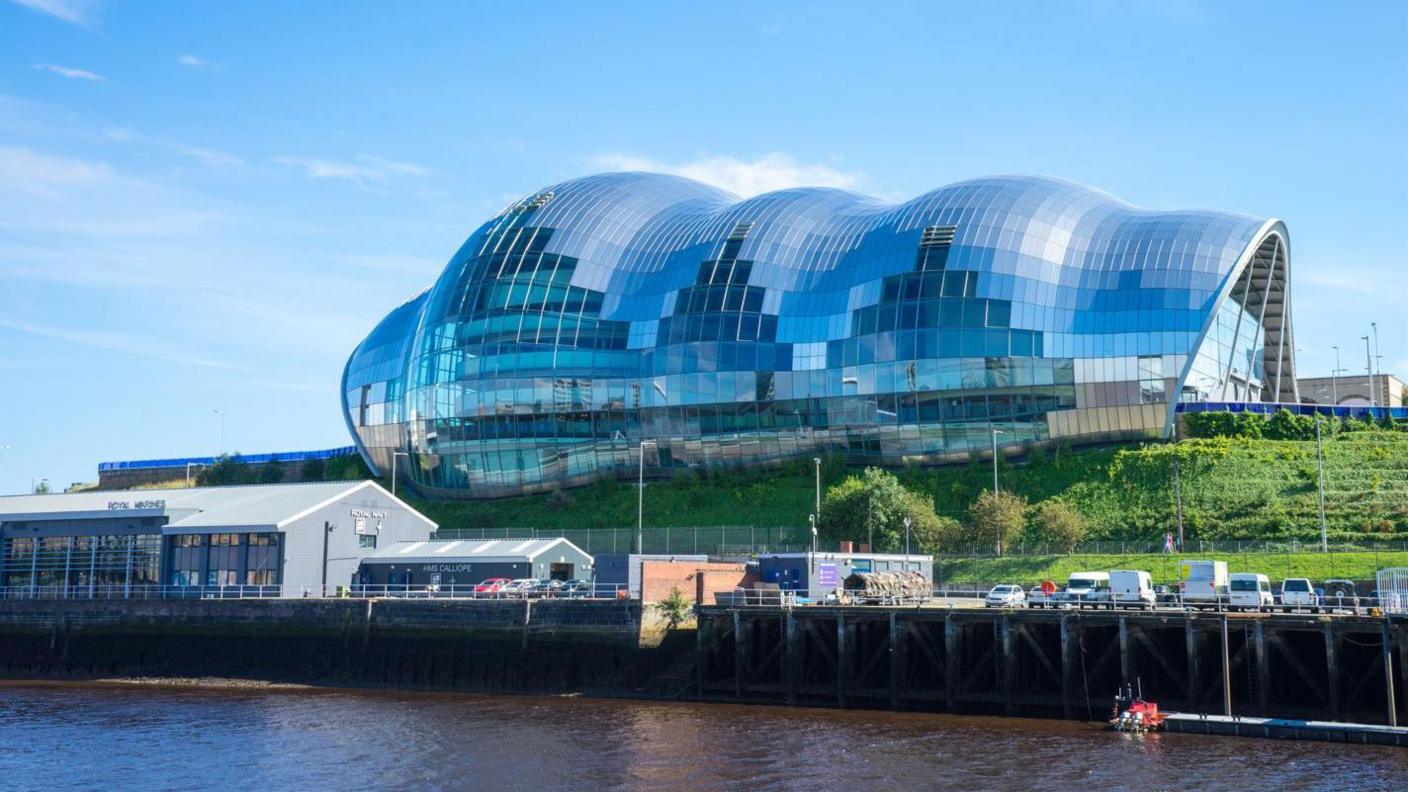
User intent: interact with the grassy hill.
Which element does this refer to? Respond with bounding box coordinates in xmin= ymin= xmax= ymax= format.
xmin=403 ymin=429 xmax=1408 ymax=545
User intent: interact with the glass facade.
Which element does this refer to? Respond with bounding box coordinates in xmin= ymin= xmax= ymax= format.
xmin=342 ymin=173 xmax=1296 ymax=498
xmin=2 ymin=534 xmax=162 ymax=592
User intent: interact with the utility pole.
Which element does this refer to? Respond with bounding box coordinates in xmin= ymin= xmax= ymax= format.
xmin=1315 ymin=418 xmax=1328 ymax=553
xmin=1173 ymin=457 xmax=1184 ymax=551
xmin=1371 ymin=321 xmax=1382 ymax=397
xmin=637 ymin=440 xmax=656 ymax=554
xmin=990 ymin=429 xmax=1003 ymax=494
xmin=213 ymin=408 xmax=225 ymax=455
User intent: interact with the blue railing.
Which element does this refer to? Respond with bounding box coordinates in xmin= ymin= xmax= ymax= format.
xmin=1176 ymin=401 xmax=1407 ymax=420
xmin=98 ymin=446 xmax=358 ymax=472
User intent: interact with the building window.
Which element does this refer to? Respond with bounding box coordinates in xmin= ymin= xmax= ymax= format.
xmin=170 ymin=534 xmax=204 ymax=587
xmin=207 ymin=533 xmax=241 ymax=587
xmin=1138 ymin=355 xmax=1166 ymax=404
xmin=358 ymin=534 xmax=377 ymax=549
xmin=245 ymin=533 xmax=279 ymax=586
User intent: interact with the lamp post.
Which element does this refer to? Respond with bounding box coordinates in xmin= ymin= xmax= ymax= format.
xmin=903 ymin=516 xmax=912 ymax=558
xmin=391 ymin=451 xmax=410 ymax=497
xmin=1331 ymin=345 xmax=1343 ymax=406
xmin=321 ymin=520 xmax=336 ymax=595
xmin=813 ymin=456 xmax=822 ymax=532
xmin=1372 ymin=321 xmax=1381 ymax=385
xmin=1315 ymin=418 xmax=1328 ymax=553
xmin=990 ymin=429 xmax=1004 ymax=494
xmin=1363 ymin=336 xmax=1375 ymax=408
xmin=637 ymin=440 xmax=656 ymax=554
xmin=213 ymin=409 xmax=225 ymax=455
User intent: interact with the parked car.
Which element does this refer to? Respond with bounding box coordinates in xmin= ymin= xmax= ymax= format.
xmin=503 ymin=578 xmax=539 ymax=597
xmin=532 ymin=579 xmax=566 ymax=597
xmin=474 ymin=577 xmax=512 ymax=595
xmin=985 ymin=584 xmax=1026 ymax=608
xmin=1322 ymin=579 xmax=1361 ymax=611
xmin=1027 ymin=584 xmax=1057 ymax=609
xmin=1064 ymin=571 xmax=1110 ymax=608
xmin=1279 ymin=577 xmax=1319 ymax=612
xmin=559 ymin=579 xmax=595 ymax=598
xmin=1228 ymin=573 xmax=1274 ymax=611
xmin=1110 ymin=569 xmax=1156 ymax=610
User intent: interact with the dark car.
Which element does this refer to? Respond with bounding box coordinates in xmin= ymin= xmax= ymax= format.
xmin=559 ymin=579 xmax=595 ymax=598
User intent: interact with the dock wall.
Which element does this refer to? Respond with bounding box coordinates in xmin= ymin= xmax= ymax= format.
xmin=696 ymin=606 xmax=1408 ymax=726
xmin=0 ymin=598 xmax=666 ymax=693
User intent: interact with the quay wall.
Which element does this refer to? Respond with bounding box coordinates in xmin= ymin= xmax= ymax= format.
xmin=0 ymin=598 xmax=676 ymax=694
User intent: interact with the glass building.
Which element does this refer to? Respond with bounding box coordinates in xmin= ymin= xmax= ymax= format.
xmin=342 ymin=174 xmax=1296 ymax=498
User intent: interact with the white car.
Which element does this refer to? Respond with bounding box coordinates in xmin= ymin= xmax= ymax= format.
xmin=504 ymin=578 xmax=540 ymax=597
xmin=1228 ymin=573 xmax=1274 ymax=611
xmin=985 ymin=584 xmax=1027 ymax=608
xmin=1027 ymin=585 xmax=1056 ymax=609
xmin=1279 ymin=577 xmax=1319 ymax=612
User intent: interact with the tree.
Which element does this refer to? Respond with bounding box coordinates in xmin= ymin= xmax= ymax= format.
xmin=299 ymin=458 xmax=326 ymax=482
xmin=32 ymin=480 xmax=51 ymax=494
xmin=818 ymin=467 xmax=949 ymax=553
xmin=258 ymin=461 xmax=285 ymax=483
xmin=325 ymin=453 xmax=373 ymax=481
xmin=967 ymin=489 xmax=1027 ymax=555
xmin=1028 ymin=498 xmax=1088 ymax=552
xmin=197 ymin=454 xmax=256 ymax=486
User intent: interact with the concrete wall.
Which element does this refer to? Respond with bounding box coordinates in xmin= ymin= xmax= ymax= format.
xmin=97 ymin=461 xmax=315 ymax=490
xmin=1298 ymin=374 xmax=1405 ymax=407
xmin=639 ymin=560 xmax=755 ymax=604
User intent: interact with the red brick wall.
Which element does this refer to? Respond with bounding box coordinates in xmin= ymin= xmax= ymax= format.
xmin=639 ymin=560 xmax=756 ymax=605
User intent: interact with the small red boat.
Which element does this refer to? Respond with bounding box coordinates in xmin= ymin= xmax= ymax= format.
xmin=1109 ymin=681 xmax=1166 ymax=733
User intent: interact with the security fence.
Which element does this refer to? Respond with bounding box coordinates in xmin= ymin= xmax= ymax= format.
xmin=434 ymin=525 xmax=1408 ymax=560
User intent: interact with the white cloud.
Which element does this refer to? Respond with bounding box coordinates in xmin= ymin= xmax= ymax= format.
xmin=34 ymin=63 xmax=104 ymax=81
xmin=274 ymin=155 xmax=428 ymax=185
xmin=176 ymin=54 xmax=208 ymax=68
xmin=589 ymin=152 xmax=860 ymax=197
xmin=0 ymin=145 xmax=111 ymax=195
xmin=0 ymin=316 xmax=250 ymax=371
xmin=177 ymin=145 xmax=243 ymax=168
xmin=9 ymin=0 xmax=94 ymax=25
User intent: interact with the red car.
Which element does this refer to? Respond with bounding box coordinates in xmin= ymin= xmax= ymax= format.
xmin=474 ymin=577 xmax=512 ymax=595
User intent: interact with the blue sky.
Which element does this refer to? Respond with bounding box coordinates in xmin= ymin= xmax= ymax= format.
xmin=0 ymin=0 xmax=1405 ymax=494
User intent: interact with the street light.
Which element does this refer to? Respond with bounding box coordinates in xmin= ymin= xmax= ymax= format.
xmin=1314 ymin=417 xmax=1328 ymax=553
xmin=1363 ymin=336 xmax=1375 ymax=408
xmin=391 ymin=451 xmax=411 ymax=497
xmin=1331 ymin=345 xmax=1343 ymax=406
xmin=637 ymin=440 xmax=657 ymax=554
xmin=212 ymin=409 xmax=225 ymax=455
xmin=1372 ymin=321 xmax=1382 ymax=393
xmin=813 ymin=457 xmax=822 ymax=534
xmin=990 ymin=429 xmax=1004 ymax=493
xmin=903 ymin=516 xmax=912 ymax=557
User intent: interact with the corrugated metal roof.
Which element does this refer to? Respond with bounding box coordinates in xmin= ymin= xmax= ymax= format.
xmin=0 ymin=481 xmax=436 ymax=531
xmin=363 ymin=537 xmax=590 ymax=564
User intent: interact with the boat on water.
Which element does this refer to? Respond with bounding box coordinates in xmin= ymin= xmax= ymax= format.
xmin=1110 ymin=682 xmax=1166 ymax=734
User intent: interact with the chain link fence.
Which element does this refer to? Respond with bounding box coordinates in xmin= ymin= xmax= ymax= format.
xmin=436 ymin=525 xmax=813 ymax=556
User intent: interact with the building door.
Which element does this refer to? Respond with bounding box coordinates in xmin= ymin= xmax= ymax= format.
xmin=549 ymin=562 xmax=572 ymax=581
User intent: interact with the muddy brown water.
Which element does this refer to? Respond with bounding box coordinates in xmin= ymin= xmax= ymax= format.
xmin=0 ymin=682 xmax=1403 ymax=791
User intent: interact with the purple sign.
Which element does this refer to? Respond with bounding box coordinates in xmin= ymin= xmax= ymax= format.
xmin=818 ymin=563 xmax=838 ymax=588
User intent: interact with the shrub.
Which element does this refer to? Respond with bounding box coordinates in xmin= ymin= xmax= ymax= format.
xmin=299 ymin=458 xmax=326 ymax=481
xmin=655 ymin=586 xmax=692 ymax=630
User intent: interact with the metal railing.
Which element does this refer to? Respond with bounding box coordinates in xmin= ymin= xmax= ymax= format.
xmin=708 ymin=585 xmax=1385 ymax=614
xmin=0 ymin=583 xmax=630 ymax=601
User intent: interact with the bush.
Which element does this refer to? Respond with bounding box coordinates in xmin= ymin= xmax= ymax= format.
xmin=196 ymin=454 xmax=256 ymax=486
xmin=325 ymin=453 xmax=372 ymax=481
xmin=258 ymin=462 xmax=285 ymax=483
xmin=967 ymin=489 xmax=1027 ymax=555
xmin=655 ymin=586 xmax=692 ymax=630
xmin=545 ymin=488 xmax=573 ymax=511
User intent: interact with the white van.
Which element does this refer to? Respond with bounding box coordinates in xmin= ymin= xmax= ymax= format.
xmin=1229 ymin=573 xmax=1274 ymax=611
xmin=1109 ymin=569 xmax=1155 ymax=610
xmin=1064 ymin=571 xmax=1110 ymax=608
xmin=1179 ymin=560 xmax=1229 ymax=608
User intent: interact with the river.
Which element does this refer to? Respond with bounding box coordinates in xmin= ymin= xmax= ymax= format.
xmin=0 ymin=682 xmax=1403 ymax=791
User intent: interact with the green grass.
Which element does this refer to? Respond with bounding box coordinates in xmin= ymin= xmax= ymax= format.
xmin=402 ymin=430 xmax=1408 ymax=544
xmin=936 ymin=550 xmax=1408 ymax=587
